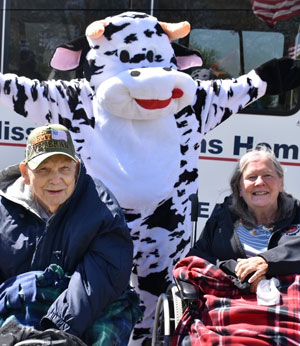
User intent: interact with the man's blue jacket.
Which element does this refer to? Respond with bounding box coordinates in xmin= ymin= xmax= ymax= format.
xmin=0 ymin=161 xmax=133 ymax=337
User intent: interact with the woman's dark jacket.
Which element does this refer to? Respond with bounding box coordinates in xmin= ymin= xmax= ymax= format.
xmin=187 ymin=194 xmax=300 ymax=287
xmin=0 ymin=162 xmax=133 ymax=337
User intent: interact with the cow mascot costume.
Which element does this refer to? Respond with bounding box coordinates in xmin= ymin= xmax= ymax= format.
xmin=1 ymin=11 xmax=300 ymax=345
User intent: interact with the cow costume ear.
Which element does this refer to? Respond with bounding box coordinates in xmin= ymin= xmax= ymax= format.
xmin=50 ymin=35 xmax=90 ymax=71
xmin=172 ymin=42 xmax=203 ymax=70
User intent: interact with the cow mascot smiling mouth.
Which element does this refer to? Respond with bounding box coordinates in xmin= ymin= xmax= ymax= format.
xmin=1 ymin=11 xmax=300 ymax=345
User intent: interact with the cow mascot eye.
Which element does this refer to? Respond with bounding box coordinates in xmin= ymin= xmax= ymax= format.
xmin=119 ymin=50 xmax=130 ymax=63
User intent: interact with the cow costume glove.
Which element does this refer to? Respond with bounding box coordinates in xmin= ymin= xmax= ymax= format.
xmin=255 ymin=57 xmax=300 ymax=95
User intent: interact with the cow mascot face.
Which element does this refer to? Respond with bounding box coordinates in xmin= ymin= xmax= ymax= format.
xmin=52 ymin=12 xmax=202 ymax=119
xmin=0 ymin=10 xmax=298 ymax=345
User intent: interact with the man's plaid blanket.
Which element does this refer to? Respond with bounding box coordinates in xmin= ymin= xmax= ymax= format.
xmin=172 ymin=256 xmax=300 ymax=346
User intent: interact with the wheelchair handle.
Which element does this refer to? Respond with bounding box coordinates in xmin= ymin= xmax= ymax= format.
xmin=189 ymin=193 xmax=198 ymax=222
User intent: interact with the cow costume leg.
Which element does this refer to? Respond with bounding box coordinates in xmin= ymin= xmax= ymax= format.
xmin=126 ymin=197 xmax=192 ymax=344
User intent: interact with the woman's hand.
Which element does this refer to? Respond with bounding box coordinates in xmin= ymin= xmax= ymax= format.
xmin=235 ymin=256 xmax=268 ymax=284
xmin=249 ymin=275 xmax=267 ymax=293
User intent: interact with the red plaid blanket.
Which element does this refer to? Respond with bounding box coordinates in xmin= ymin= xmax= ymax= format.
xmin=172 ymin=256 xmax=300 ymax=346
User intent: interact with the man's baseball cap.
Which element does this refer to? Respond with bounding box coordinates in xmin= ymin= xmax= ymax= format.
xmin=25 ymin=124 xmax=79 ymax=170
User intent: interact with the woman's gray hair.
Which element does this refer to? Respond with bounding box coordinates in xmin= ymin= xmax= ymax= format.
xmin=229 ymin=145 xmax=293 ymax=227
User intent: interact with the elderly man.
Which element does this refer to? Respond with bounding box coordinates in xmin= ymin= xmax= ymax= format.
xmin=0 ymin=124 xmax=141 ymax=345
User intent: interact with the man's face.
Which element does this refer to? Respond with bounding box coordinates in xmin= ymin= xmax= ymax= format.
xmin=20 ymin=155 xmax=79 ymax=215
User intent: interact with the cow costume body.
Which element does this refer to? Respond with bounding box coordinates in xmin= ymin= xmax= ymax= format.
xmin=1 ymin=11 xmax=300 ymax=345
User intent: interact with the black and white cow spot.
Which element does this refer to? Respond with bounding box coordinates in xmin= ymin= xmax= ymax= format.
xmin=141 ymin=198 xmax=184 ymax=232
xmin=138 ymin=267 xmax=169 ymax=296
xmin=104 ymin=22 xmax=130 ymax=41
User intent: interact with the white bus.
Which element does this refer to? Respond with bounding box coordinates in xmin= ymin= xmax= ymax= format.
xmin=0 ymin=0 xmax=299 ymax=234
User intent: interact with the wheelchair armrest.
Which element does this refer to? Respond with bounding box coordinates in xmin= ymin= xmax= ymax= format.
xmin=175 ymin=278 xmax=198 ymax=301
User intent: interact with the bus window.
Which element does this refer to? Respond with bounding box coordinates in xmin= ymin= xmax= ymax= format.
xmin=189 ymin=29 xmax=241 ymax=78
xmin=243 ymin=31 xmax=284 ymax=71
xmin=190 ymin=30 xmax=284 ymax=78
xmin=243 ymin=31 xmax=285 ymax=112
xmin=187 ymin=28 xmax=294 ymax=113
xmin=4 ymin=3 xmax=86 ymax=80
xmin=2 ymin=0 xmax=140 ymax=81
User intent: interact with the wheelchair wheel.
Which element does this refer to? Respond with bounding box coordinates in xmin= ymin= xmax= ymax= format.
xmin=152 ymin=284 xmax=185 ymax=346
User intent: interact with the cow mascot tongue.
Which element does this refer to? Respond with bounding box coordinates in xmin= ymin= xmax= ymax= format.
xmin=1 ymin=10 xmax=300 ymax=345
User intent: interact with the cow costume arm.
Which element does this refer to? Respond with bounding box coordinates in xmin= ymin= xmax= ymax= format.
xmin=191 ymin=69 xmax=267 ymax=134
xmin=0 ymin=73 xmax=94 ymax=127
xmin=191 ymin=57 xmax=300 ymax=136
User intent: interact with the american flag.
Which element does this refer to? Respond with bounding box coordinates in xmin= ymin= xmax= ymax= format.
xmin=51 ymin=129 xmax=67 ymax=141
xmin=251 ymin=0 xmax=300 ymax=27
xmin=288 ymin=43 xmax=300 ymax=58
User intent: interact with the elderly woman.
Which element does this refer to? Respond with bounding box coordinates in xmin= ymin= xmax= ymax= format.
xmin=172 ymin=146 xmax=300 ymax=345
xmin=187 ymin=146 xmax=300 ymax=292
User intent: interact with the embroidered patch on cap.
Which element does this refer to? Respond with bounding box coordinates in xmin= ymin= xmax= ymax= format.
xmin=25 ymin=124 xmax=78 ymax=170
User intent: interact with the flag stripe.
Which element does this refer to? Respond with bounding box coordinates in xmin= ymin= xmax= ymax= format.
xmin=288 ymin=44 xmax=300 ymax=58
xmin=251 ymin=0 xmax=300 ymax=27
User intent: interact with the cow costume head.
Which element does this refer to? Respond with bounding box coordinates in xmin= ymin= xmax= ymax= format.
xmin=50 ymin=11 xmax=203 ymax=120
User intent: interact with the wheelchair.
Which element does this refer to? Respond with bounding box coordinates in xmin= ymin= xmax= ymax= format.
xmin=151 ymin=193 xmax=199 ymax=346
